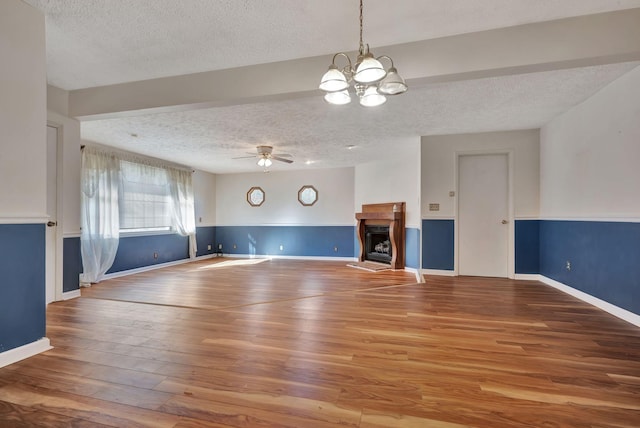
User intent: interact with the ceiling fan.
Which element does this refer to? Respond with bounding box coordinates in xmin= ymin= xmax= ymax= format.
xmin=234 ymin=145 xmax=293 ymax=168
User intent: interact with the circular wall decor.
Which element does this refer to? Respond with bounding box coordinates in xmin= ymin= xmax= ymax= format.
xmin=247 ymin=186 xmax=265 ymax=206
xmin=298 ymin=185 xmax=318 ymax=206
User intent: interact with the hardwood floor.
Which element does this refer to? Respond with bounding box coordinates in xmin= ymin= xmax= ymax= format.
xmin=1 ymin=258 xmax=639 ymax=427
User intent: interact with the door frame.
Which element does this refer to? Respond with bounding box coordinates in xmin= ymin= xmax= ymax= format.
xmin=47 ymin=121 xmax=64 ymax=302
xmin=454 ymin=149 xmax=515 ymax=279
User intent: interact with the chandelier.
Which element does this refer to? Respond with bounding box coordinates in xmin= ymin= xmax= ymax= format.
xmin=319 ymin=0 xmax=408 ymax=107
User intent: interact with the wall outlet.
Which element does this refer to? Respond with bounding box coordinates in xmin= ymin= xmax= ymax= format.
xmin=233 ymin=244 xmax=237 ymax=249
xmin=429 ymin=203 xmax=440 ymax=211
xmin=218 ymin=243 xmax=223 ymax=250
xmin=279 ymin=245 xmax=284 ymax=251
xmin=334 ymin=246 xmax=338 ymax=252
xmin=566 ymin=261 xmax=571 ymax=271
xmin=207 ymin=244 xmax=212 ymax=251
xmin=153 ymin=252 xmax=158 ymax=259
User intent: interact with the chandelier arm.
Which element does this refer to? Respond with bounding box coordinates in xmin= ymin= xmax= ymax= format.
xmin=332 ymin=52 xmax=354 ymax=77
xmin=376 ymin=55 xmax=394 ymax=69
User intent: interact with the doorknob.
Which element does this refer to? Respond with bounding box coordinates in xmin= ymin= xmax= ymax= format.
xmin=501 ymin=219 xmax=509 ymax=224
xmin=47 ymin=221 xmax=57 ymax=227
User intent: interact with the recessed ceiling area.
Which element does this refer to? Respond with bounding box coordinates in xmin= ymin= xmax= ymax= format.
xmin=26 ymin=0 xmax=640 ymax=173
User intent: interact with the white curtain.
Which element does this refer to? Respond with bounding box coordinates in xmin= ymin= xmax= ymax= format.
xmin=80 ymin=147 xmax=120 ymax=285
xmin=168 ymin=168 xmax=197 ymax=258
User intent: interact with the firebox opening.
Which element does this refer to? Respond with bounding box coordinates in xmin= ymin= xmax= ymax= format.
xmin=365 ymin=225 xmax=392 ymax=264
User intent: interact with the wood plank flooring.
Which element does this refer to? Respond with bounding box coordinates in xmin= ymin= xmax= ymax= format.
xmin=1 ymin=258 xmax=639 ymax=427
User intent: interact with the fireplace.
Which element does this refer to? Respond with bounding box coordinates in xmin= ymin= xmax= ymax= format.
xmin=356 ymin=202 xmax=405 ymax=269
xmin=365 ymin=225 xmax=392 ymax=263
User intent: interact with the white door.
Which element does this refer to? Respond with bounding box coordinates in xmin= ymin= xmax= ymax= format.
xmin=458 ymin=154 xmax=509 ymax=277
xmin=46 ymin=125 xmax=59 ymax=303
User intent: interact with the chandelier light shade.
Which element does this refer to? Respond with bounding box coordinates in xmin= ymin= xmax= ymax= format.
xmin=257 ymin=157 xmax=272 ymax=168
xmin=319 ymin=0 xmax=408 ymax=107
xmin=324 ymin=90 xmax=352 ymax=105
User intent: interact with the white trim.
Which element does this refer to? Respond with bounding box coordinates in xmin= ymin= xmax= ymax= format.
xmin=538 ymin=217 xmax=640 ymax=223
xmin=422 ymin=269 xmax=456 ymax=277
xmin=514 ymin=274 xmax=541 ymax=281
xmin=63 ymin=232 xmax=81 ymax=238
xmin=223 ymin=253 xmax=358 ymax=262
xmin=214 ymin=223 xmax=357 ymax=227
xmin=0 ymin=216 xmax=49 ymax=224
xmin=62 ymin=289 xmax=81 ymax=300
xmin=421 ymin=216 xmax=455 ymax=220
xmin=196 ymin=223 xmax=217 ymax=228
xmin=195 ymin=254 xmax=219 ymax=261
xmin=513 ymin=216 xmax=540 ymax=220
xmin=404 ymin=267 xmax=424 ymax=283
xmin=101 ymin=257 xmax=197 ymax=281
xmin=99 ymin=254 xmax=220 ymax=281
xmin=539 ymin=276 xmax=640 ymax=327
xmin=47 ymin=122 xmax=65 ymax=303
xmin=0 ymin=338 xmax=52 ymax=369
xmin=119 ymin=229 xmax=175 ymax=238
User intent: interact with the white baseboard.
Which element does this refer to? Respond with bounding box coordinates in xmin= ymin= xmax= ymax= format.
xmin=221 ymin=254 xmax=358 ymax=262
xmin=404 ymin=267 xmax=424 ymax=283
xmin=0 ymin=338 xmax=52 ymax=368
xmin=98 ymin=254 xmax=357 ymax=282
xmin=538 ymin=276 xmax=640 ymax=327
xmin=514 ymin=274 xmax=541 ymax=281
xmin=101 ymin=256 xmax=211 ymax=281
xmin=422 ymin=269 xmax=456 ymax=277
xmin=62 ymin=289 xmax=81 ymax=300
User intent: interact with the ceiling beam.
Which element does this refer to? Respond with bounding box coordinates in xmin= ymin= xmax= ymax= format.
xmin=69 ymin=8 xmax=640 ymax=120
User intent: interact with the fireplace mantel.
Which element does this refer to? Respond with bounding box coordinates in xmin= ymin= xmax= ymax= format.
xmin=356 ymin=202 xmax=406 ymax=269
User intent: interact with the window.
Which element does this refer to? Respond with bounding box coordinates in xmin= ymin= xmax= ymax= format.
xmin=119 ymin=160 xmax=172 ymax=233
xmin=298 ymin=185 xmax=318 ymax=206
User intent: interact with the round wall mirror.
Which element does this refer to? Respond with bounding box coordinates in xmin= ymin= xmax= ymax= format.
xmin=298 ymin=185 xmax=318 ymax=206
xmin=247 ymin=186 xmax=265 ymax=206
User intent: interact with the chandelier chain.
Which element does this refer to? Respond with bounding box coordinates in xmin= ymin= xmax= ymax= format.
xmin=359 ymin=0 xmax=364 ymax=53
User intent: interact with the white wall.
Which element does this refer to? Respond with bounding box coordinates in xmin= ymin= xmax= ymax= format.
xmin=540 ymin=65 xmax=640 ymax=219
xmin=354 ymin=140 xmax=422 ymax=228
xmin=0 ymin=0 xmax=47 ymax=219
xmin=421 ymin=130 xmax=540 ymax=219
xmin=193 ymin=170 xmax=216 ymax=226
xmin=216 ymin=167 xmax=355 ymax=226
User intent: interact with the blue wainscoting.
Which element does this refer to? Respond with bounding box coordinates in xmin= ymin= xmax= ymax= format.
xmin=540 ymin=220 xmax=640 ymax=315
xmin=216 ymin=225 xmax=355 ymax=258
xmin=422 ymin=219 xmax=454 ymax=270
xmin=515 ymin=220 xmax=540 ymax=274
xmin=196 ymin=226 xmax=217 ymax=258
xmin=108 ymin=233 xmax=190 ymax=274
xmin=63 ymin=237 xmax=82 ymax=292
xmin=0 ymin=224 xmax=46 ymax=352
xmin=405 ymin=227 xmax=420 ymax=269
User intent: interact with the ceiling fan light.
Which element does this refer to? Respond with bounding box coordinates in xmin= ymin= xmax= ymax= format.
xmin=359 ymin=86 xmax=386 ymax=107
xmin=319 ymin=65 xmax=349 ymax=92
xmin=264 ymin=158 xmax=272 ymax=167
xmin=377 ymin=67 xmax=408 ymax=95
xmin=257 ymin=158 xmax=266 ymax=167
xmin=324 ymin=90 xmax=351 ymax=105
xmin=354 ymin=54 xmax=386 ymax=84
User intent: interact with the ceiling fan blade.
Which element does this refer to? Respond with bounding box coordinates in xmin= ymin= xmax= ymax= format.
xmin=271 ymin=155 xmax=294 ymax=164
xmin=231 ymin=155 xmax=256 ymax=159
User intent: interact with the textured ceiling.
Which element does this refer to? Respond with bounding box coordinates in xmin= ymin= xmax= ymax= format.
xmin=80 ymin=62 xmax=640 ymax=173
xmin=25 ymin=0 xmax=640 ymax=173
